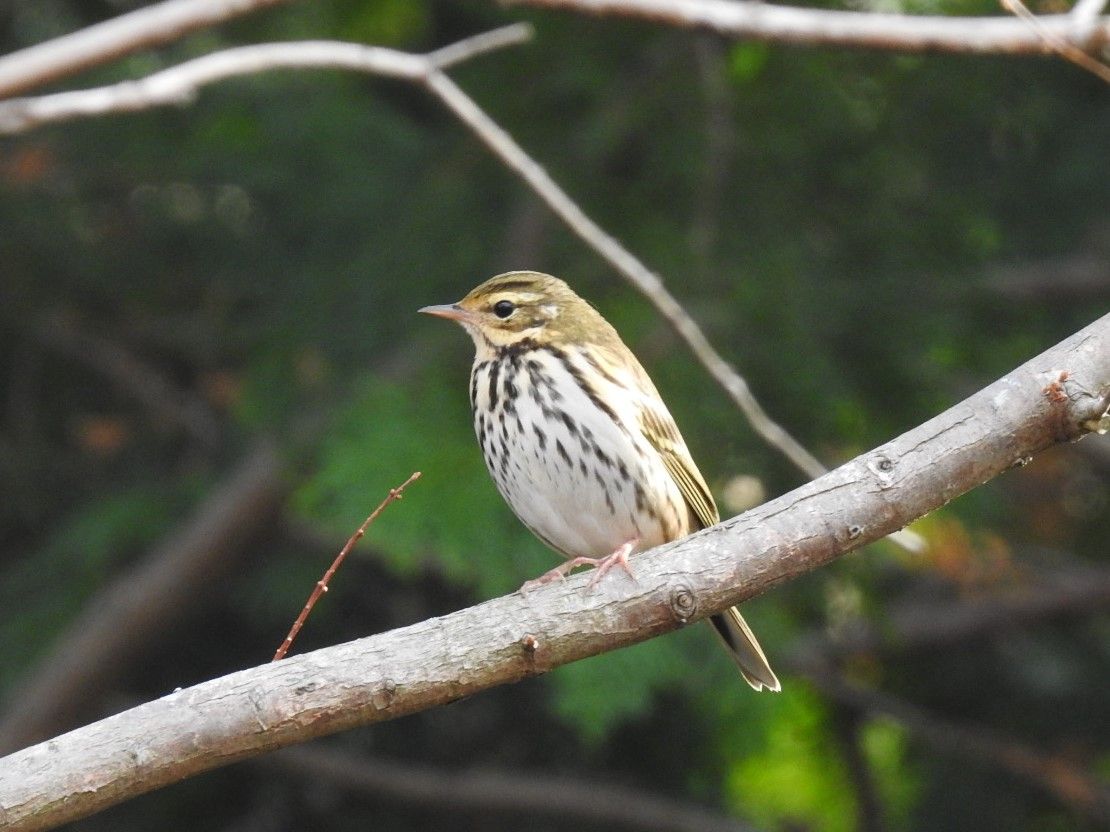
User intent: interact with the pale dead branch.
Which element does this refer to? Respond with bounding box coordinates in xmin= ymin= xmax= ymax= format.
xmin=0 ymin=26 xmax=534 ymax=133
xmin=504 ymin=0 xmax=1110 ymax=55
xmin=0 ymin=0 xmax=308 ymax=98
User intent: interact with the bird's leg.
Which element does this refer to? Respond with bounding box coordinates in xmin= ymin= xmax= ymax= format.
xmin=520 ymin=556 xmax=603 ymax=591
xmin=520 ymin=539 xmax=639 ymax=592
xmin=586 ymin=538 xmax=638 ymax=588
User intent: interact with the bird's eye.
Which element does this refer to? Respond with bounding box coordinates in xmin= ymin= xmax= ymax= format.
xmin=493 ymin=300 xmax=515 ymax=319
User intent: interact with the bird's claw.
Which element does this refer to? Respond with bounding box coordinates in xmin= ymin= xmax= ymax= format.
xmin=586 ymin=540 xmax=638 ymax=589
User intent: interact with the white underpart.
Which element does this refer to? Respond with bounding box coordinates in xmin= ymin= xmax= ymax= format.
xmin=470 ymin=345 xmax=688 ymax=559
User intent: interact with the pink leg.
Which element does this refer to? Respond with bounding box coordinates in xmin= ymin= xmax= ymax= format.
xmin=519 ymin=539 xmax=640 ymax=592
xmin=586 ymin=539 xmax=638 ymax=588
xmin=521 ymin=556 xmax=608 ymax=592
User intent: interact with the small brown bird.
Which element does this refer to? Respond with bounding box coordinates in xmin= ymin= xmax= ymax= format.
xmin=420 ymin=271 xmax=779 ymax=691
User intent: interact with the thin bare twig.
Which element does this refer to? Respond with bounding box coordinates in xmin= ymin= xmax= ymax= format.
xmin=422 ymin=70 xmax=829 ymax=480
xmin=506 ymin=0 xmax=1110 ymax=54
xmin=273 ymin=471 xmax=421 ymax=661
xmin=425 ymin=24 xmax=537 ymax=69
xmin=1000 ymin=0 xmax=1110 ymax=82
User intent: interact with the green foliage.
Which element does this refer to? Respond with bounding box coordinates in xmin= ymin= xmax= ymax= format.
xmin=723 ymin=687 xmax=918 ymax=831
xmin=862 ymin=718 xmax=921 ymax=827
xmin=729 ymin=43 xmax=771 ymax=85
xmin=549 ymin=627 xmax=709 ymax=745
xmin=726 ymin=686 xmax=854 ymax=829
xmin=292 ymin=374 xmax=552 ymax=596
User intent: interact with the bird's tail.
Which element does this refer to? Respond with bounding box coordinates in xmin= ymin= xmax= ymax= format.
xmin=708 ymin=607 xmax=781 ymax=692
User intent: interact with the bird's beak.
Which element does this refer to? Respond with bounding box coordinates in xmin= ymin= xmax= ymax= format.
xmin=418 ymin=303 xmax=473 ymax=324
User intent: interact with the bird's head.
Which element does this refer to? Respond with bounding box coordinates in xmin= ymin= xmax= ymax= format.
xmin=419 ymin=271 xmax=609 ymax=355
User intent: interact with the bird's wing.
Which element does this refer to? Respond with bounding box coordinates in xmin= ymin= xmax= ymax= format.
xmin=638 ymin=400 xmax=720 ymax=529
xmin=591 ymin=339 xmax=720 ymax=529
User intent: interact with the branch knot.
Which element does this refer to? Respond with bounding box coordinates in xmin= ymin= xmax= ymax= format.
xmin=668 ymin=585 xmax=698 ymax=623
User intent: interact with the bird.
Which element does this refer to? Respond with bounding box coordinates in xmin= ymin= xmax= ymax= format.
xmin=419 ymin=271 xmax=780 ymax=692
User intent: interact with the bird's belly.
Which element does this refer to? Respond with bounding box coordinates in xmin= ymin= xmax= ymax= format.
xmin=474 ymin=357 xmax=685 ymax=559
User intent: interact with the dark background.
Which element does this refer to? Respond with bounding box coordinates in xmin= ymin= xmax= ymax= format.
xmin=1 ymin=1 xmax=1108 ymax=830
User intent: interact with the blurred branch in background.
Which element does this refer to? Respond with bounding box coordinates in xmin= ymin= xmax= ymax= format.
xmin=0 ymin=440 xmax=285 ymax=755
xmin=504 ymin=0 xmax=1110 ymax=56
xmin=34 ymin=310 xmax=222 ymax=450
xmin=828 ymin=706 xmax=888 ymax=832
xmin=790 ymin=564 xmax=1110 ymax=662
xmin=271 ymin=744 xmax=763 ymax=832
xmin=0 ymin=313 xmax=1104 ymax=831
xmin=988 ymin=253 xmax=1110 ymax=303
xmin=804 ymin=669 xmax=1110 ymax=823
xmin=781 ymin=565 xmax=1110 ymax=822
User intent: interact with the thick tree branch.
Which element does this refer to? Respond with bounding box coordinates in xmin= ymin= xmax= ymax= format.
xmin=0 ymin=315 xmax=1105 ymax=832
xmin=506 ymin=0 xmax=1110 ymax=55
xmin=33 ymin=310 xmax=222 ymax=449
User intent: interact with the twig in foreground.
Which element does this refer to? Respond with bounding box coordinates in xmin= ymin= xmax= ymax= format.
xmin=272 ymin=471 xmax=421 ymax=661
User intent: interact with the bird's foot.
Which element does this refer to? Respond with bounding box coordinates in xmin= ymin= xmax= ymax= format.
xmin=520 ymin=556 xmax=605 ymax=592
xmin=519 ymin=540 xmax=639 ymax=592
xmin=586 ymin=539 xmax=639 ymax=589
